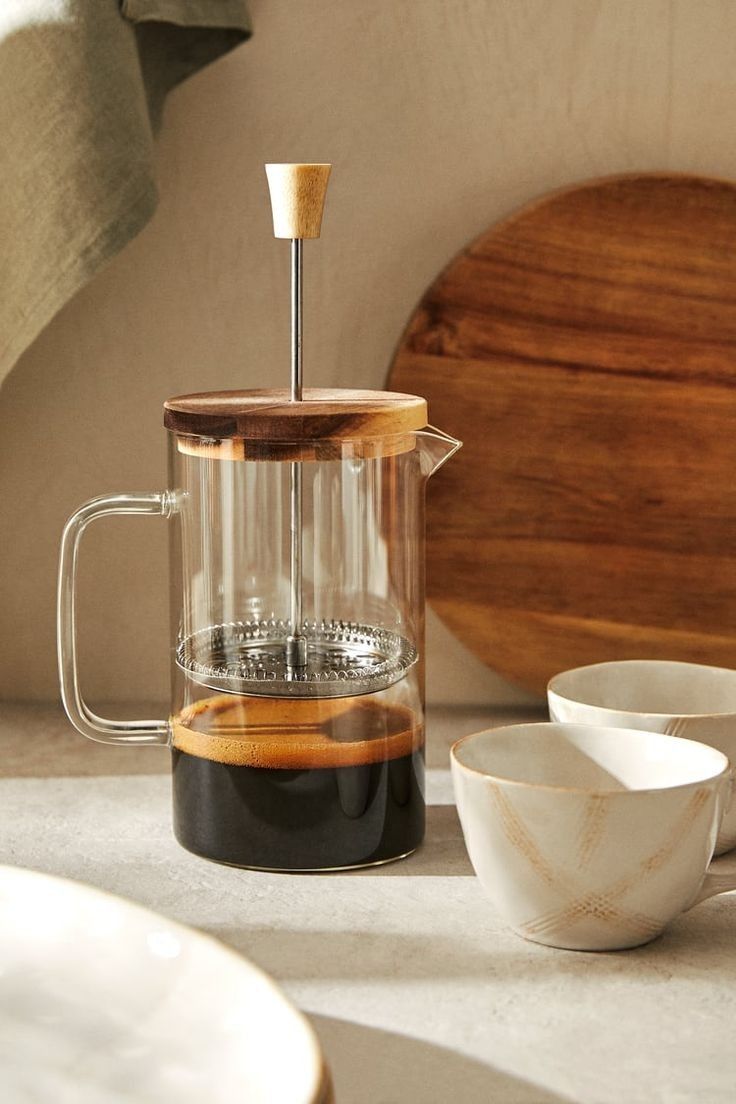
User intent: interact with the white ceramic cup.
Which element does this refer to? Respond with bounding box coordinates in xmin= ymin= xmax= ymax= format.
xmin=548 ymin=660 xmax=736 ymax=854
xmin=451 ymin=722 xmax=736 ymax=951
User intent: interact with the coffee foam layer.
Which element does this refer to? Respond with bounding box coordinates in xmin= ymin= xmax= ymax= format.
xmin=171 ymin=694 xmax=423 ymax=769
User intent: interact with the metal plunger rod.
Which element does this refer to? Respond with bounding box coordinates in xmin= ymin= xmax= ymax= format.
xmin=264 ymin=163 xmax=332 ymax=671
xmin=287 ymin=240 xmax=307 ymax=668
xmin=291 ymin=238 xmax=303 ymax=402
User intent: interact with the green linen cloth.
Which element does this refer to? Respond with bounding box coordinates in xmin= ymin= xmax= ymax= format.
xmin=0 ymin=0 xmax=251 ymax=386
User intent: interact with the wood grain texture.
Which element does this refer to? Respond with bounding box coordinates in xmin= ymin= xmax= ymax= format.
xmin=389 ymin=173 xmax=736 ymax=694
xmin=265 ymin=163 xmax=332 ymax=239
xmin=164 ymin=388 xmax=427 ymax=441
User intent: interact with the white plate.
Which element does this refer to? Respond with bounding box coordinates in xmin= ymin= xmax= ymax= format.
xmin=0 ymin=866 xmax=331 ymax=1103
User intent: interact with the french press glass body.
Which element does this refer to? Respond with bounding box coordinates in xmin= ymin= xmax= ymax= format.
xmin=58 ymin=392 xmax=459 ymax=870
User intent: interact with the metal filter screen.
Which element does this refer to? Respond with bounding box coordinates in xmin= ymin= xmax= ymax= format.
xmin=176 ymin=618 xmax=418 ymax=699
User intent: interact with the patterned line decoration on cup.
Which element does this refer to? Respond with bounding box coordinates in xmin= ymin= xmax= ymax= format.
xmin=486 ymin=782 xmax=711 ymax=944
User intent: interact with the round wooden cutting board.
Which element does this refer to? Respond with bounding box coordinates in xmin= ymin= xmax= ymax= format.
xmin=389 ymin=174 xmax=736 ymax=695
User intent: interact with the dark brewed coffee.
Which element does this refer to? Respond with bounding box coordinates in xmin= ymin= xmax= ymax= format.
xmin=170 ymin=694 xmax=424 ymax=870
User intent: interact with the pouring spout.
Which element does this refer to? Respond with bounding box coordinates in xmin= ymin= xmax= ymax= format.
xmin=417 ymin=426 xmax=462 ymax=478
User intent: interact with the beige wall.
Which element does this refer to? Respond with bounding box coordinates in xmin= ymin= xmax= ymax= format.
xmin=3 ymin=0 xmax=736 ymax=707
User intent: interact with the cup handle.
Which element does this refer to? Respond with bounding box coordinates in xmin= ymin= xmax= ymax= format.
xmin=57 ymin=491 xmax=178 ymax=746
xmin=688 ymin=772 xmax=736 ymax=907
xmin=689 ymin=862 xmax=736 ymax=907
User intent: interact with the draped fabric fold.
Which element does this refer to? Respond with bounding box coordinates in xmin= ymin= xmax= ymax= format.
xmin=0 ymin=0 xmax=251 ymax=387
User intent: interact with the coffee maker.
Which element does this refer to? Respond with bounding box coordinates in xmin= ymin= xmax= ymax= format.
xmin=58 ymin=164 xmax=461 ymax=870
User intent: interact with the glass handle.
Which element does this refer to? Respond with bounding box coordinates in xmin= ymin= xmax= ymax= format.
xmin=57 ymin=491 xmax=177 ymax=746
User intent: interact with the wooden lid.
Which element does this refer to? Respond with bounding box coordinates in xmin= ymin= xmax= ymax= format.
xmin=163 ymin=388 xmax=428 ymax=441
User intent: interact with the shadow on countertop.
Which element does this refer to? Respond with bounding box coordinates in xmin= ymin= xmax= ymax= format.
xmin=345 ymin=804 xmax=474 ymax=877
xmin=309 ymin=1014 xmax=573 ymax=1104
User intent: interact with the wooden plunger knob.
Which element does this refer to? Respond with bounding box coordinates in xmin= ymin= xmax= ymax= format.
xmin=265 ymin=163 xmax=332 ymax=239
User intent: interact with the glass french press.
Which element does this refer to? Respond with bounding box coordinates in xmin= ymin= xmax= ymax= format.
xmin=58 ymin=164 xmax=461 ymax=870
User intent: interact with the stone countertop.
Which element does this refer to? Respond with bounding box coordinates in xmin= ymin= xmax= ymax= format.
xmin=2 ymin=702 xmax=735 ymax=1104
